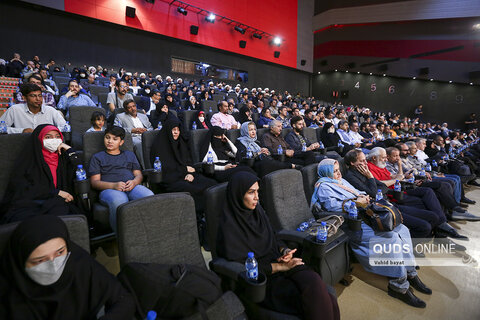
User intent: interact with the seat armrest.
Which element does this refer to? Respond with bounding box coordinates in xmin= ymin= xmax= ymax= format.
xmin=209 ymin=258 xmax=245 ymax=281
xmin=276 ymin=229 xmax=310 ymax=243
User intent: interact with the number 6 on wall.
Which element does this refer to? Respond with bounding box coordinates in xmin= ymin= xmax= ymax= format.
xmin=388 ymin=85 xmax=395 ymax=94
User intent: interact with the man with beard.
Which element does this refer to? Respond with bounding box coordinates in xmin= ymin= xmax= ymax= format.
xmin=107 ymin=80 xmax=134 ymax=113
xmin=57 ymin=79 xmax=96 ymax=116
xmin=366 ymin=147 xmax=467 ymax=241
xmin=284 ymin=116 xmax=320 ymax=165
xmin=114 ymin=99 xmax=152 ymax=168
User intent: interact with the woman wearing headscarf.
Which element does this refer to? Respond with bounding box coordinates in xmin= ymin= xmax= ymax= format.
xmin=198 ymin=126 xmax=256 ymax=182
xmin=0 ymin=215 xmax=135 ymax=319
xmin=257 ymin=108 xmax=274 ymax=128
xmin=311 ymin=159 xmax=431 ymax=308
xmin=237 ymin=105 xmax=252 ymax=124
xmin=320 ymin=122 xmax=349 ymax=156
xmin=217 ymin=172 xmax=340 ymax=320
xmin=235 ymin=122 xmax=294 ymax=177
xmin=164 ymin=93 xmax=178 ymax=111
xmin=150 ymin=119 xmax=217 ymax=211
xmin=150 ymin=102 xmax=178 ymax=129
xmin=0 ymin=124 xmax=84 ymax=224
xmin=194 ymin=110 xmax=212 ymax=130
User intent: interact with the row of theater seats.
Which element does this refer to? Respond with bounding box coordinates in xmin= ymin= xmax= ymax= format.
xmin=0 ymin=165 xmax=350 ymax=319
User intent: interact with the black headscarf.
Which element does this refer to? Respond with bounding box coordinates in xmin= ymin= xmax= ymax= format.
xmin=320 ymin=122 xmax=341 ymax=147
xmin=0 ymin=124 xmax=79 ymax=223
xmin=237 ymin=105 xmax=251 ymax=124
xmin=150 ymin=105 xmax=178 ymax=128
xmin=217 ymin=172 xmax=281 ymax=275
xmin=198 ymin=126 xmax=233 ymax=162
xmin=0 ymin=215 xmax=135 ymax=319
xmin=150 ymin=119 xmax=191 ymax=183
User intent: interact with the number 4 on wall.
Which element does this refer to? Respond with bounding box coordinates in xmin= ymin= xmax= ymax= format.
xmin=354 ymin=82 xmax=360 ymax=89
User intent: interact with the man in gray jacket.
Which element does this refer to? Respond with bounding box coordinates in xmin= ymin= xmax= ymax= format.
xmin=114 ymin=99 xmax=152 ymax=168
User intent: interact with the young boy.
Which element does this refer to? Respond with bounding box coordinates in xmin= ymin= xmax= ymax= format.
xmin=86 ymin=111 xmax=106 ymax=132
xmin=89 ymin=126 xmax=153 ymax=232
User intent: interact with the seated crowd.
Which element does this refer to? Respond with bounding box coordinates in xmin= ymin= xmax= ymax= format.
xmin=1 ymin=53 xmax=480 ymax=319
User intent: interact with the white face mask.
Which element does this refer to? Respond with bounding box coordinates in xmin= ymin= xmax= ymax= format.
xmin=43 ymin=138 xmax=62 ymax=153
xmin=145 ymin=89 xmax=151 ymax=94
xmin=25 ymin=252 xmax=70 ymax=286
xmin=198 ymin=117 xmax=205 ymax=122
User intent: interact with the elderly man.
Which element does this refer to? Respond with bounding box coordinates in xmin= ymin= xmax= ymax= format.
xmin=107 ymin=79 xmax=134 ymax=113
xmin=114 ymin=99 xmax=152 ymax=168
xmin=57 ymin=79 xmax=97 ymax=116
xmin=367 ymin=147 xmax=466 ymax=240
xmin=260 ymin=120 xmax=305 ymax=167
xmin=210 ymin=101 xmax=238 ymax=130
xmin=0 ymin=83 xmax=66 ymax=134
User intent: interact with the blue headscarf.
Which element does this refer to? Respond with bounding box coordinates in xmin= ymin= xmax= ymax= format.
xmin=237 ymin=122 xmax=261 ymax=153
xmin=311 ymin=158 xmax=338 ymax=206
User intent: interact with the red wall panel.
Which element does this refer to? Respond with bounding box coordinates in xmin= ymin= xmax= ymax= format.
xmin=63 ymin=0 xmax=297 ymax=68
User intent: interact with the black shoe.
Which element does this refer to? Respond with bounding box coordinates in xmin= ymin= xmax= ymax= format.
xmin=388 ymin=287 xmax=426 ymax=308
xmin=468 ymin=180 xmax=480 ymax=187
xmin=434 ymin=236 xmax=467 ymax=251
xmin=452 ymin=206 xmax=466 ymax=213
xmin=461 ymin=197 xmax=476 ymax=205
xmin=408 ymin=276 xmax=432 ymax=295
xmin=294 ymin=164 xmax=304 ymax=170
xmin=459 ymin=203 xmax=469 ymax=208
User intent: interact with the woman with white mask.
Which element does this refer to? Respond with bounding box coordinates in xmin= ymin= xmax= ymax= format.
xmin=0 ymin=124 xmax=85 ymax=223
xmin=0 ymin=215 xmax=135 ymax=319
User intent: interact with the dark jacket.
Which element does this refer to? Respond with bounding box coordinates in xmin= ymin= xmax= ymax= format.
xmin=344 ymin=168 xmax=388 ymax=198
xmin=285 ymin=131 xmax=312 ymax=155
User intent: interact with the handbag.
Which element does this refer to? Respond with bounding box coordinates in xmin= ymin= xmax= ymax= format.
xmin=306 ymin=215 xmax=344 ymax=237
xmin=357 ymin=199 xmax=403 ymax=232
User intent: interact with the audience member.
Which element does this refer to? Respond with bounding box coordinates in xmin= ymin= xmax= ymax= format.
xmin=57 ymin=80 xmax=96 ymax=116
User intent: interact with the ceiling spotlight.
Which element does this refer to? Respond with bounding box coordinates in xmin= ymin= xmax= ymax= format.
xmin=234 ymin=26 xmax=245 ymax=34
xmin=205 ymin=13 xmax=215 ymax=23
xmin=346 ymin=70 xmax=349 ymax=73
xmin=253 ymin=33 xmax=262 ymax=39
xmin=177 ymin=7 xmax=187 ymax=15
xmin=357 ymin=72 xmax=360 ymax=74
xmin=273 ymin=37 xmax=282 ymax=46
xmin=335 ymin=69 xmax=338 ymax=72
xmin=430 ymin=78 xmax=433 ymax=81
xmin=449 ymin=80 xmax=453 ymax=83
xmin=473 ymin=23 xmax=480 ymax=30
xmin=413 ymin=77 xmax=416 ymax=79
xmin=369 ymin=73 xmax=372 ymax=75
xmin=470 ymin=82 xmax=473 ymax=85
xmin=383 ymin=74 xmax=386 ymax=76
xmin=318 ymin=72 xmax=321 ymax=74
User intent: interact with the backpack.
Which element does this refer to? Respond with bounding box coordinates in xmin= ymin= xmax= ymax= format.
xmin=118 ymin=263 xmax=223 ymax=319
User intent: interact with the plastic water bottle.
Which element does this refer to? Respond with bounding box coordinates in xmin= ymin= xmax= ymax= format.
xmin=9 ymin=98 xmax=14 ymax=107
xmin=376 ymin=189 xmax=383 ymax=201
xmin=145 ymin=310 xmax=157 ymax=320
xmin=153 ymin=157 xmax=162 ymax=172
xmin=432 ymin=160 xmax=437 ymax=168
xmin=63 ymin=121 xmax=71 ymax=132
xmin=98 ymin=102 xmax=102 ymax=109
xmin=245 ymin=252 xmax=258 ymax=281
xmin=207 ymin=151 xmax=214 ymax=164
xmin=302 ymin=142 xmax=307 ymax=152
xmin=425 ymin=163 xmax=432 ymax=172
xmin=420 ymin=168 xmax=426 ymax=177
xmin=0 ymin=121 xmax=7 ymax=134
xmin=338 ymin=140 xmax=344 ymax=148
xmin=296 ymin=218 xmax=316 ymax=231
xmin=394 ymin=180 xmax=401 ymax=192
xmin=157 ymin=122 xmax=162 ymax=130
xmin=192 ymin=122 xmax=197 ymax=130
xmin=246 ymin=146 xmax=253 ymax=159
xmin=346 ymin=200 xmax=358 ymax=219
xmin=319 ymin=141 xmax=324 ymax=149
xmin=316 ymin=222 xmax=328 ymax=243
xmin=209 ymin=106 xmax=213 ymax=113
xmin=76 ymin=165 xmax=87 ymax=181
xmin=277 ymin=144 xmax=283 ymax=155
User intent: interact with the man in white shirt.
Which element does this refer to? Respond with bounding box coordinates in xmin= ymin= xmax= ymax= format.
xmin=114 ymin=99 xmax=152 ymax=168
xmin=0 ymin=83 xmax=65 ymax=134
xmin=414 ymin=138 xmax=429 ymax=165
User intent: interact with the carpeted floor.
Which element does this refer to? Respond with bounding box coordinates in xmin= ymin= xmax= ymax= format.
xmin=95 ymin=186 xmax=480 ymax=320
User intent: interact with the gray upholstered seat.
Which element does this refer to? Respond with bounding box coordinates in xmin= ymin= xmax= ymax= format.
xmin=141 ymin=130 xmax=161 ymax=169
xmin=303 ymin=127 xmax=318 ymax=143
xmin=226 ymin=129 xmax=240 ymax=144
xmin=89 ymin=84 xmax=109 ymax=96
xmin=189 ymin=129 xmax=210 ymax=163
xmin=0 ymin=133 xmax=31 ymax=201
xmin=69 ymin=106 xmax=106 ymax=149
xmin=202 ymin=100 xmax=217 ymax=113
xmin=301 ymin=163 xmax=318 ymax=206
xmin=116 ymin=193 xmax=245 ymax=320
xmin=0 ymin=215 xmax=90 ymax=254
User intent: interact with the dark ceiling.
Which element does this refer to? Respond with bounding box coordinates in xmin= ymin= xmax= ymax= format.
xmin=314 ymin=0 xmax=413 ymax=15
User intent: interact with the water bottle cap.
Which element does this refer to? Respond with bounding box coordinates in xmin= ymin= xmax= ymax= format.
xmin=147 ymin=310 xmax=157 ymax=320
xmin=377 ymin=189 xmax=381 ymax=192
xmin=396 ymin=180 xmax=399 ymax=182
xmin=155 ymin=157 xmax=159 ymax=160
xmin=320 ymin=221 xmax=326 ymax=226
xmin=77 ymin=164 xmax=83 ymax=168
xmin=247 ymin=252 xmax=254 ymax=258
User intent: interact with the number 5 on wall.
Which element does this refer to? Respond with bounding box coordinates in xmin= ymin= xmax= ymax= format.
xmin=370 ymin=83 xmax=376 ymax=92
